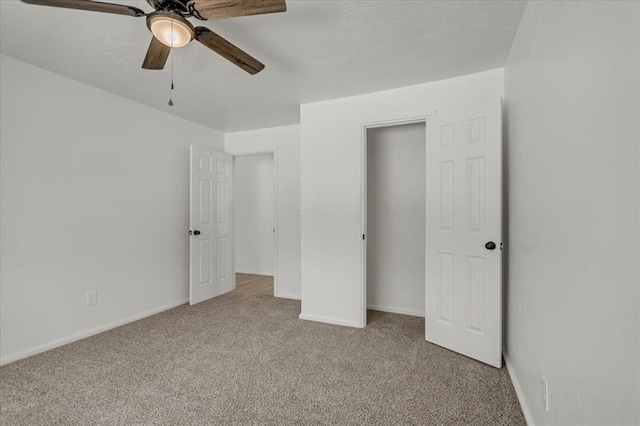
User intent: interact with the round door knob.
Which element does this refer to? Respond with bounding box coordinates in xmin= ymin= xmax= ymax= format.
xmin=485 ymin=241 xmax=496 ymax=250
xmin=193 ymin=230 xmax=201 ymax=235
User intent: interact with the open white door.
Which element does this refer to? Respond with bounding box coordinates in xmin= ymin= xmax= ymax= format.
xmin=190 ymin=145 xmax=234 ymax=305
xmin=425 ymin=98 xmax=502 ymax=367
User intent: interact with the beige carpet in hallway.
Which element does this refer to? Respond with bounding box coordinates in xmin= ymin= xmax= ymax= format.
xmin=0 ymin=292 xmax=525 ymax=425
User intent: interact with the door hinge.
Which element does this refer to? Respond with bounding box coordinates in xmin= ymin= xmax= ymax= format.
xmin=500 ymin=242 xmax=504 ymax=251
xmin=363 ymin=234 xmax=366 ymax=240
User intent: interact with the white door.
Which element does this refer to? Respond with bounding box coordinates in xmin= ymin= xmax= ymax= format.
xmin=190 ymin=146 xmax=234 ymax=305
xmin=425 ymin=98 xmax=502 ymax=367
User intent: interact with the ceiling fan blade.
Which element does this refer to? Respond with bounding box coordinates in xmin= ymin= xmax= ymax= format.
xmin=193 ymin=0 xmax=285 ymax=19
xmin=195 ymin=27 xmax=265 ymax=75
xmin=142 ymin=36 xmax=171 ymax=70
xmin=20 ymin=0 xmax=145 ymax=17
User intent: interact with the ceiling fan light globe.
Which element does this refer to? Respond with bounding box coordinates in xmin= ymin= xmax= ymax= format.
xmin=149 ymin=15 xmax=194 ymax=48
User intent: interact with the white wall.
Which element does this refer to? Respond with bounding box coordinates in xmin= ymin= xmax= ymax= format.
xmin=504 ymin=2 xmax=640 ymax=425
xmin=366 ymin=123 xmax=425 ymax=317
xmin=0 ymin=55 xmax=225 ymax=364
xmin=225 ymin=125 xmax=301 ymax=299
xmin=300 ymin=69 xmax=504 ymax=327
xmin=234 ymin=154 xmax=275 ymax=276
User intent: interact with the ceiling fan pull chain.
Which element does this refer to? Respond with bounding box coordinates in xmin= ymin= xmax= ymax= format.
xmin=168 ymin=12 xmax=175 ymax=107
xmin=168 ymin=58 xmax=174 ymax=106
xmin=168 ymin=65 xmax=174 ymax=106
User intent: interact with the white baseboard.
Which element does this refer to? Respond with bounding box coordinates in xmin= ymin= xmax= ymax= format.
xmin=299 ymin=313 xmax=363 ymax=328
xmin=0 ymin=299 xmax=188 ymax=366
xmin=236 ymin=270 xmax=274 ymax=277
xmin=503 ymin=352 xmax=535 ymax=426
xmin=276 ymin=292 xmax=301 ymax=301
xmin=367 ymin=304 xmax=425 ymax=318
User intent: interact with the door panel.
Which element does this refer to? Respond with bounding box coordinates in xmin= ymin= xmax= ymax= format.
xmin=425 ymin=98 xmax=502 ymax=367
xmin=190 ymin=146 xmax=233 ymax=305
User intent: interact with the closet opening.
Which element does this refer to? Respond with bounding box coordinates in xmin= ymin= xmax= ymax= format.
xmin=365 ymin=121 xmax=426 ymax=322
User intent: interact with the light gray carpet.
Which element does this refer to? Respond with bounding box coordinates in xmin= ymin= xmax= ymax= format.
xmin=0 ymin=292 xmax=525 ymax=425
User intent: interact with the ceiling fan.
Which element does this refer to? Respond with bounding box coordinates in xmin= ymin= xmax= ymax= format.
xmin=20 ymin=0 xmax=287 ymax=74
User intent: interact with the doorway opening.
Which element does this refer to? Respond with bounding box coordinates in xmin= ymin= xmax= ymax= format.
xmin=233 ymin=153 xmax=277 ymax=297
xmin=365 ymin=122 xmax=426 ymax=322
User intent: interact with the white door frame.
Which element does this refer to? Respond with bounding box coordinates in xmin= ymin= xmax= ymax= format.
xmin=360 ymin=113 xmax=435 ymax=327
xmin=232 ymin=149 xmax=279 ymax=296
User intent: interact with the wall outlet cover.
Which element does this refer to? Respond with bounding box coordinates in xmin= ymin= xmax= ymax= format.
xmin=86 ymin=291 xmax=97 ymax=307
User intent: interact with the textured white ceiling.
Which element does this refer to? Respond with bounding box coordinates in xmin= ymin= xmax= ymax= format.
xmin=0 ymin=0 xmax=526 ymax=132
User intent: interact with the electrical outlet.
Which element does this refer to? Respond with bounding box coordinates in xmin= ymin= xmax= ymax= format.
xmin=86 ymin=291 xmax=97 ymax=307
xmin=541 ymin=376 xmax=549 ymax=412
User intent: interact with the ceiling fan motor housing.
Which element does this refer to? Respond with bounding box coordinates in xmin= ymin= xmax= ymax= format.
xmin=146 ymin=0 xmax=205 ymax=20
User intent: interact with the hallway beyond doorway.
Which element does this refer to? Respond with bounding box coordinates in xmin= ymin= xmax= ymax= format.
xmin=234 ymin=273 xmax=274 ymax=296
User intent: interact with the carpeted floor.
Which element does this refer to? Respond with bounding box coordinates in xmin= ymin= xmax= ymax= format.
xmin=0 ymin=292 xmax=525 ymax=425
